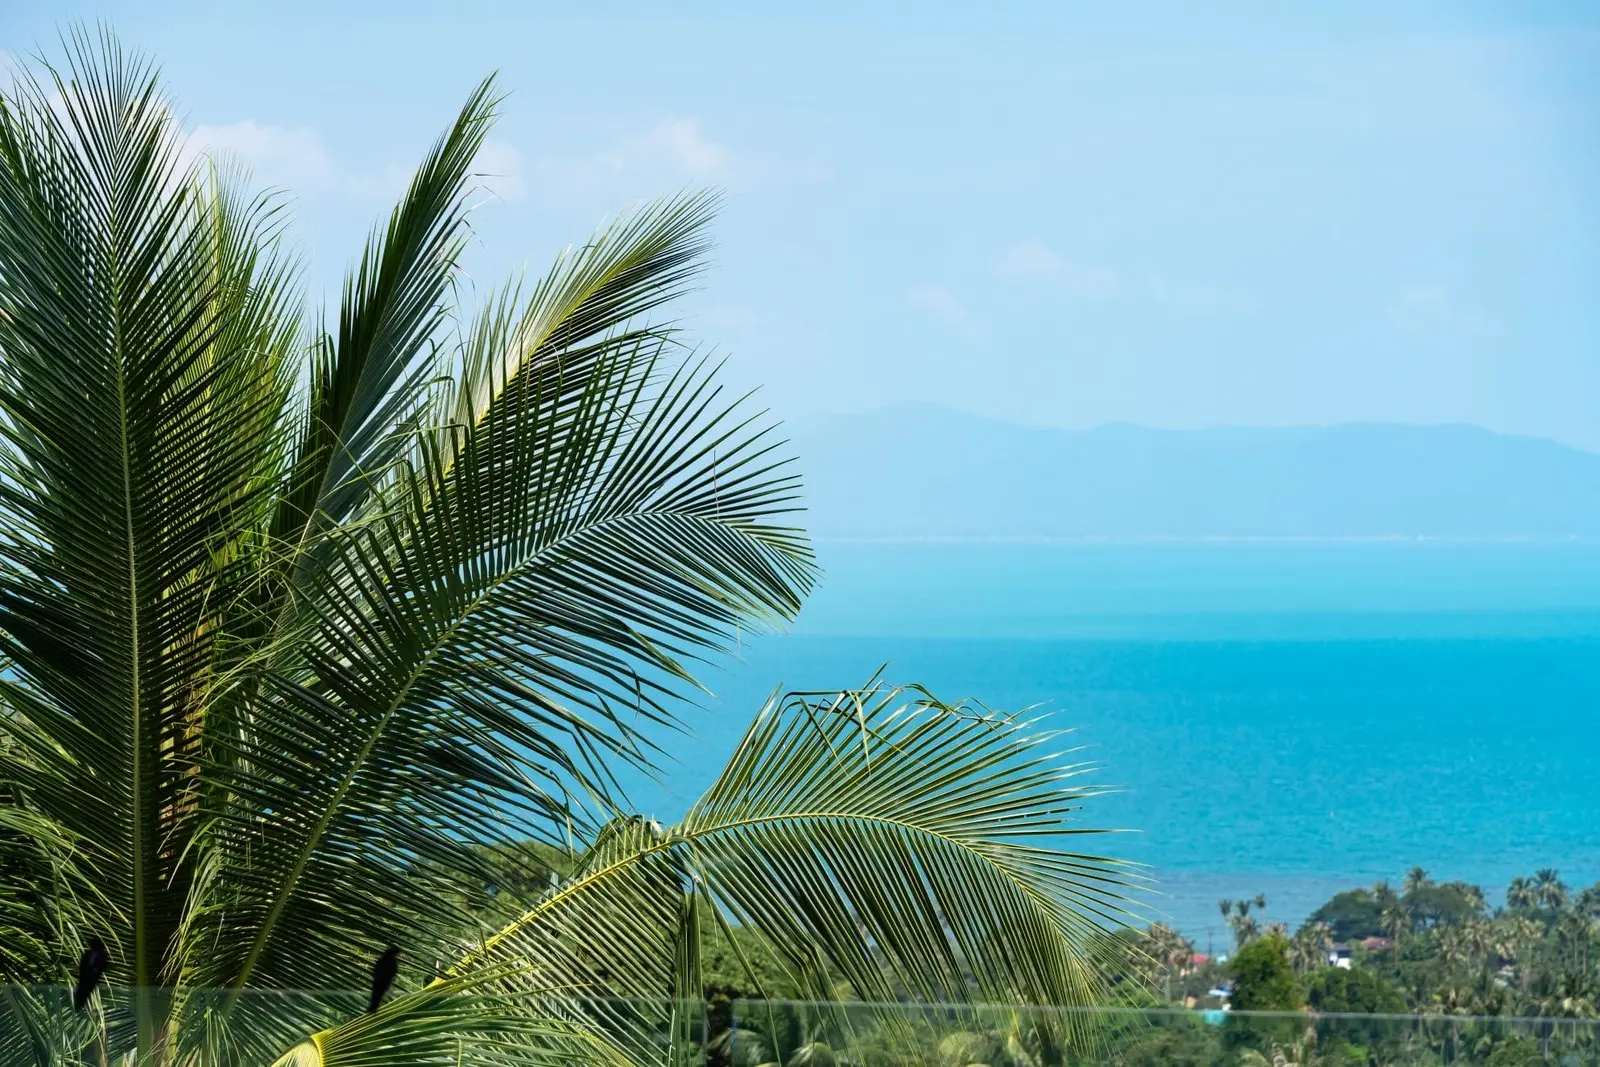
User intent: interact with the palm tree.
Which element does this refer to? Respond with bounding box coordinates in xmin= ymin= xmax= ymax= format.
xmin=1226 ymin=897 xmax=1265 ymax=949
xmin=1141 ymin=924 xmax=1193 ymax=1001
xmin=1461 ymin=916 xmax=1493 ymax=963
xmin=1439 ymin=925 xmax=1469 ymax=967
xmin=1374 ymin=882 xmax=1408 ymax=955
xmin=1534 ymin=869 xmax=1569 ymax=912
xmin=1493 ymin=915 xmax=1545 ymax=990
xmin=0 ymin=34 xmax=1135 ymax=1066
xmin=1288 ymin=922 xmax=1332 ymax=975
xmin=1557 ymin=909 xmax=1599 ymax=988
xmin=1508 ymin=876 xmax=1539 ymax=912
xmin=1403 ymin=866 xmax=1432 ymax=897
xmin=1577 ymin=883 xmax=1600 ymax=919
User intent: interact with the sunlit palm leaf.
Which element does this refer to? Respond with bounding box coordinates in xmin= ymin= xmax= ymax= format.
xmin=272 ymin=76 xmax=497 ymax=557
xmin=267 ymin=978 xmax=644 ymax=1067
xmin=296 ymin=682 xmax=1136 ymax=1064
xmin=185 ymin=188 xmax=810 ymax=1017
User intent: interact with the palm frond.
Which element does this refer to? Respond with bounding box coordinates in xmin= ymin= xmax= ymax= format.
xmin=268 ymin=978 xmax=645 ymax=1067
xmin=271 ymin=74 xmax=497 ymax=561
xmin=292 ymin=681 xmax=1137 ymax=1063
xmin=442 ymin=190 xmax=718 ymax=440
xmin=679 ymin=683 xmax=1139 ymax=1020
xmin=0 ymin=29 xmax=297 ymax=1025
xmin=186 ymin=199 xmax=812 ymax=1005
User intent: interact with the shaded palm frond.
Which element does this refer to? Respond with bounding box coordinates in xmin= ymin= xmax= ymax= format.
xmin=0 ymin=30 xmax=298 ymax=1025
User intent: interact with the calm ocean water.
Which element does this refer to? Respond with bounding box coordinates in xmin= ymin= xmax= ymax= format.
xmin=627 ymin=542 xmax=1600 ymax=944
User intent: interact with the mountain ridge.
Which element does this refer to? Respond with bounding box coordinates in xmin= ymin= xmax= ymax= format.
xmin=783 ymin=406 xmax=1600 ymax=540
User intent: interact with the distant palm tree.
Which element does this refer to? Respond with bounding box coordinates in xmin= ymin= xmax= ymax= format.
xmin=1557 ymin=909 xmax=1599 ymax=986
xmin=1577 ymin=883 xmax=1600 ymax=918
xmin=1508 ymin=876 xmax=1539 ymax=911
xmin=1462 ymin=917 xmax=1493 ymax=962
xmin=1142 ymin=923 xmax=1193 ymax=1001
xmin=1375 ymin=882 xmax=1408 ymax=954
xmin=1534 ymin=869 xmax=1569 ymax=911
xmin=1288 ymin=923 xmax=1332 ymax=974
xmin=0 ymin=34 xmax=1135 ymax=1066
xmin=1439 ymin=925 xmax=1471 ymax=967
xmin=1493 ymin=915 xmax=1545 ymax=987
xmin=1226 ymin=896 xmax=1267 ymax=949
xmin=1404 ymin=866 xmax=1432 ymax=896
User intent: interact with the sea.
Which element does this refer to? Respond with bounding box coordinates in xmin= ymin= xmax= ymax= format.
xmin=624 ymin=540 xmax=1600 ymax=949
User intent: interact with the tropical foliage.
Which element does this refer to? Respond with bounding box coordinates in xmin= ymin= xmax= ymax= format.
xmin=683 ymin=873 xmax=1600 ymax=1067
xmin=0 ymin=31 xmax=1135 ymax=1067
xmin=1094 ymin=870 xmax=1600 ymax=1067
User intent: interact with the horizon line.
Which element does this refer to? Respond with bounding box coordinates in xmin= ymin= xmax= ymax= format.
xmin=810 ymin=534 xmax=1600 ymax=545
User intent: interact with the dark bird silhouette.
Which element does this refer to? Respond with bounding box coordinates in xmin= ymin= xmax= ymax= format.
xmin=368 ymin=946 xmax=400 ymax=1014
xmin=72 ymin=937 xmax=109 ymax=1012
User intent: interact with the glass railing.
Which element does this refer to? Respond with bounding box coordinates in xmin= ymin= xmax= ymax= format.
xmin=0 ymin=987 xmax=709 ymax=1066
xmin=727 ymin=1001 xmax=1600 ymax=1066
xmin=5 ymin=990 xmax=1598 ymax=1066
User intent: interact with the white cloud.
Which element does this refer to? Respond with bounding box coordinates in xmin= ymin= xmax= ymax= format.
xmin=523 ymin=117 xmax=826 ymax=205
xmin=532 ymin=118 xmax=733 ymax=197
xmin=180 ymin=121 xmax=522 ymax=207
xmin=185 ymin=121 xmax=339 ymax=193
xmin=1392 ymin=284 xmax=1492 ymax=338
xmin=995 ymin=239 xmax=1119 ymax=300
xmin=994 ymin=242 xmax=1257 ymax=313
xmin=906 ymin=286 xmax=987 ymax=344
xmin=633 ymin=118 xmax=729 ymax=178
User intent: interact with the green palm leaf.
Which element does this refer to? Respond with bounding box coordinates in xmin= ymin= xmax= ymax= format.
xmin=293 ymin=681 xmax=1137 ymax=1064
xmin=272 ymin=75 xmax=496 ymax=555
xmin=185 ymin=210 xmax=810 ymax=1013
xmin=0 ymin=31 xmax=298 ymax=1052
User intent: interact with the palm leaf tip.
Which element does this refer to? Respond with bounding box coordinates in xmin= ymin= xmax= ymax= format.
xmin=271 ymin=1042 xmax=320 ymax=1067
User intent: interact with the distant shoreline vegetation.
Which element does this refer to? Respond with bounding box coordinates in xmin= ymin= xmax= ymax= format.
xmin=1126 ymin=867 xmax=1600 ymax=1023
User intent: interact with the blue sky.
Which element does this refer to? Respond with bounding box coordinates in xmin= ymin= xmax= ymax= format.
xmin=7 ymin=2 xmax=1599 ymax=446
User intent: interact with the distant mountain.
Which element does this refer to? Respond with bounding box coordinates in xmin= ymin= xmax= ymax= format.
xmin=783 ymin=405 xmax=1600 ymax=539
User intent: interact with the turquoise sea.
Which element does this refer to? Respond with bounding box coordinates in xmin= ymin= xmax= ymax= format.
xmin=629 ymin=542 xmax=1600 ymax=947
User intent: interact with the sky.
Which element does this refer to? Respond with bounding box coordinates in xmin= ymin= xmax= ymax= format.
xmin=5 ymin=2 xmax=1599 ymax=447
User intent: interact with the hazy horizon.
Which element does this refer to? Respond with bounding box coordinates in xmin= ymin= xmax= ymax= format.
xmin=811 ymin=401 xmax=1600 ymax=453
xmin=787 ymin=406 xmax=1600 ymax=540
